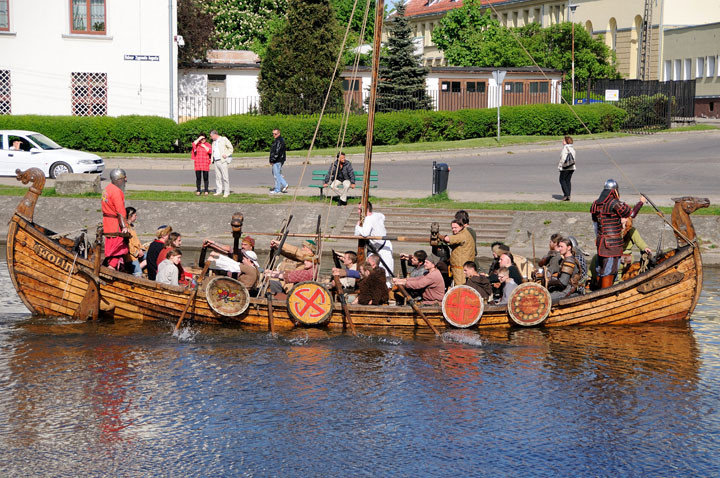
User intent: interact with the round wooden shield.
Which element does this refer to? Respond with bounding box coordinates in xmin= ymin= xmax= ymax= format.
xmin=442 ymin=285 xmax=485 ymax=328
xmin=205 ymin=277 xmax=250 ymax=317
xmin=286 ymin=281 xmax=334 ymax=326
xmin=507 ymin=282 xmax=552 ymax=327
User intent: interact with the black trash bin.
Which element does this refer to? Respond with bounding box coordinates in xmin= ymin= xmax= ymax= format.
xmin=432 ymin=161 xmax=450 ymax=195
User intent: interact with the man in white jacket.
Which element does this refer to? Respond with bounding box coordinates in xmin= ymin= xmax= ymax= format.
xmin=210 ymin=130 xmax=234 ymax=198
xmin=355 ymin=202 xmax=393 ymax=287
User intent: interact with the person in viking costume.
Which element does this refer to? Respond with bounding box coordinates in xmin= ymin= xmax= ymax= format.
xmin=101 ymin=168 xmax=129 ymax=269
xmin=590 ymin=179 xmax=646 ymax=289
xmin=547 ymin=238 xmax=583 ymax=300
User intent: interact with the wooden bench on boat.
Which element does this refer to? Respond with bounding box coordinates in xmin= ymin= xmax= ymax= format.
xmin=308 ymin=169 xmax=379 ymax=198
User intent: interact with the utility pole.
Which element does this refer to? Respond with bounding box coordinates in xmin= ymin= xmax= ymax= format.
xmin=569 ymin=4 xmax=577 ymax=105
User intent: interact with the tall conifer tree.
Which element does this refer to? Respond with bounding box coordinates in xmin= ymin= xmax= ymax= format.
xmin=375 ymin=2 xmax=432 ymax=112
xmin=258 ymin=0 xmax=343 ymax=115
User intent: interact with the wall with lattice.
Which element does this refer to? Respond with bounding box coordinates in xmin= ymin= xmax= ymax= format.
xmin=71 ymin=72 xmax=107 ymax=116
xmin=0 ymin=70 xmax=10 ymax=115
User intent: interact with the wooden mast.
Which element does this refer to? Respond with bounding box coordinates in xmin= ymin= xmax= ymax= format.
xmin=358 ymin=0 xmax=384 ymax=263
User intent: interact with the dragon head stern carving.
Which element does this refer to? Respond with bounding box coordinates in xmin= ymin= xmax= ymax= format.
xmin=671 ymin=196 xmax=710 ymax=246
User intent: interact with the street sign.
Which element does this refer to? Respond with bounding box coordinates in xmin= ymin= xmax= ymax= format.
xmin=124 ymin=54 xmax=160 ymax=62
xmin=492 ymin=70 xmax=507 ymax=84
xmin=605 ymin=89 xmax=619 ymax=101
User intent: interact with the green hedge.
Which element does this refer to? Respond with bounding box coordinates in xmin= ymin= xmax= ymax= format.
xmin=0 ymin=104 xmax=626 ymax=154
xmin=179 ymin=103 xmax=626 ymax=152
xmin=0 ymin=115 xmax=178 ymax=153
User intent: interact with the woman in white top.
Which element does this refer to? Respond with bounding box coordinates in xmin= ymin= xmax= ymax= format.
xmin=558 ymin=135 xmax=576 ymax=201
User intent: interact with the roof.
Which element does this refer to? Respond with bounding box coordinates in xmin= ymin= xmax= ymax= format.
xmin=403 ymin=0 xmax=510 ymax=18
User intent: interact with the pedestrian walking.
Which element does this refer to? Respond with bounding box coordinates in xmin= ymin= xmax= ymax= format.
xmin=558 ymin=135 xmax=576 ymax=201
xmin=191 ymin=134 xmax=211 ymax=195
xmin=269 ymin=128 xmax=288 ymax=194
xmin=210 ymin=130 xmax=233 ymax=197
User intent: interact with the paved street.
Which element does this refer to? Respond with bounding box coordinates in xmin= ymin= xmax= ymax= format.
xmin=109 ymin=130 xmax=720 ymax=206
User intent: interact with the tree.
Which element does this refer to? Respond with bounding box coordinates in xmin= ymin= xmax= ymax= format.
xmin=375 ymin=2 xmax=432 ymax=112
xmin=257 ymin=0 xmax=344 ymax=115
xmin=203 ymin=0 xmax=288 ymax=50
xmin=432 ymin=0 xmax=619 ymax=85
xmin=177 ymin=0 xmax=215 ymax=65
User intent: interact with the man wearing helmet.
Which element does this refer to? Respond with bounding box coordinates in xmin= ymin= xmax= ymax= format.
xmin=102 ymin=169 xmax=129 ymax=269
xmin=590 ymin=179 xmax=646 ymax=289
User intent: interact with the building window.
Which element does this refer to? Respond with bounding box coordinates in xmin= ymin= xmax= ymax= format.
xmin=696 ymin=57 xmax=705 ymax=78
xmin=342 ymin=79 xmax=360 ymax=91
xmin=0 ymin=0 xmax=9 ymax=31
xmin=466 ymin=82 xmax=486 ymax=93
xmin=0 ymin=70 xmax=10 ymax=114
xmin=506 ymin=82 xmax=524 ymax=93
xmin=684 ymin=59 xmax=692 ymax=80
xmin=529 ymin=81 xmax=548 ymax=93
xmin=663 ymin=60 xmax=671 ymax=82
xmin=70 ymin=0 xmax=106 ymax=34
xmin=708 ymin=56 xmax=716 ymax=78
xmin=71 ymin=72 xmax=107 ymax=116
xmin=673 ymin=59 xmax=681 ymax=81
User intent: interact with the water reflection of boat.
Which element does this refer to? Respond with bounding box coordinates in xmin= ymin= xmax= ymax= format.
xmin=5 ymin=167 xmax=709 ymax=330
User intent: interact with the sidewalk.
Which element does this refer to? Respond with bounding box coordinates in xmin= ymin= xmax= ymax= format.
xmin=101 ymin=128 xmax=720 ymax=171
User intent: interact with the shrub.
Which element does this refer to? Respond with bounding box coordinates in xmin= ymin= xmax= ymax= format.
xmin=0 ymin=103 xmax=627 ymax=154
xmin=617 ymin=94 xmax=669 ymax=129
xmin=0 ymin=115 xmax=178 ymax=153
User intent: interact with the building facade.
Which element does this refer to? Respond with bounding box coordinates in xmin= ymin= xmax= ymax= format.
xmin=0 ymin=0 xmax=179 ymax=119
xmin=662 ymin=22 xmax=720 ymax=118
xmin=400 ymin=0 xmax=720 ymax=81
xmin=179 ymin=54 xmax=562 ymax=119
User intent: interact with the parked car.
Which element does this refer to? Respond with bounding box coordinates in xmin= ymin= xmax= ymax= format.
xmin=0 ymin=130 xmax=105 ymax=179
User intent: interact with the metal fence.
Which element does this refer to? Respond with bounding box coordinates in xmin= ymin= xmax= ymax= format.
xmin=574 ymin=79 xmax=696 ymax=132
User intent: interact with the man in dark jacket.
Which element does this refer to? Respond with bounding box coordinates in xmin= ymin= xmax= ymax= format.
xmin=269 ymin=128 xmax=288 ymax=194
xmin=322 ymin=152 xmax=355 ymax=205
xmin=590 ymin=179 xmax=645 ymax=289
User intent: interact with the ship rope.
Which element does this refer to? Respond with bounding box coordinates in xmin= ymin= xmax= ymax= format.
xmin=479 ymin=0 xmax=691 ymax=241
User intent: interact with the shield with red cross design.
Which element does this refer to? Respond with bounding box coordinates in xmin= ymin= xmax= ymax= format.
xmin=507 ymin=282 xmax=552 ymax=327
xmin=442 ymin=285 xmax=485 ymax=328
xmin=286 ymin=281 xmax=334 ymax=326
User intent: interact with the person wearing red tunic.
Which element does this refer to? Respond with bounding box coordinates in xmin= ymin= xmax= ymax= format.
xmin=191 ymin=134 xmax=211 ymax=195
xmin=102 ymin=169 xmax=129 ymax=269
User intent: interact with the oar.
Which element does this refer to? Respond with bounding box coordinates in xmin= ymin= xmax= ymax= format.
xmin=365 ymin=242 xmax=440 ymax=336
xmin=641 ymin=192 xmax=694 ymax=245
xmin=332 ymin=249 xmax=356 ymax=334
xmin=174 ymin=262 xmax=210 ymax=332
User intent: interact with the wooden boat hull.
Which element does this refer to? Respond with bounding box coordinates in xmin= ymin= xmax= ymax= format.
xmin=7 ymin=211 xmax=704 ymax=330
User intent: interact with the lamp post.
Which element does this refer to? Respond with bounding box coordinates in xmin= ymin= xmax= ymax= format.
xmin=569 ymin=4 xmax=578 ymax=105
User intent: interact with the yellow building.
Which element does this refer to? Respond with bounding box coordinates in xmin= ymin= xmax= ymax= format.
xmin=398 ymin=0 xmax=720 ymax=81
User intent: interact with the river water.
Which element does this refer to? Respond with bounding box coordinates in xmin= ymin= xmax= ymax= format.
xmin=1 ymin=260 xmax=719 ymax=477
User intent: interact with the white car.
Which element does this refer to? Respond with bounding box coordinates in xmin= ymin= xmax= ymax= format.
xmin=0 ymin=130 xmax=105 ymax=179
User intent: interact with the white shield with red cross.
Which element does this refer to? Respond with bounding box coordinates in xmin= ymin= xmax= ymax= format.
xmin=442 ymin=285 xmax=485 ymax=328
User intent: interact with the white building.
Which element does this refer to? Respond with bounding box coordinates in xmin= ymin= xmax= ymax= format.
xmin=179 ymin=51 xmax=562 ymax=118
xmin=0 ymin=0 xmax=179 ymax=119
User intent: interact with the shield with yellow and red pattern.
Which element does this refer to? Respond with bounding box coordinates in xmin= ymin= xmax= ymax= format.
xmin=286 ymin=281 xmax=334 ymax=326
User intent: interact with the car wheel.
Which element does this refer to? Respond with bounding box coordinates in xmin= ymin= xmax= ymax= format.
xmin=50 ymin=162 xmax=73 ymax=179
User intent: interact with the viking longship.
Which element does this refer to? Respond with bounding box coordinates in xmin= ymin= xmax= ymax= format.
xmin=5 ymin=167 xmax=709 ymax=330
xmin=4 ymin=0 xmax=710 ymax=331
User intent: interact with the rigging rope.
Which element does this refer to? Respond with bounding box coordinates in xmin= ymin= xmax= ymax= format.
xmin=318 ymin=0 xmax=373 ymax=272
xmin=478 ymin=0 xmax=692 ymax=242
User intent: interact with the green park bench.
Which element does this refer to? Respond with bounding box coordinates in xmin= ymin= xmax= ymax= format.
xmin=308 ymin=169 xmax=379 ymax=198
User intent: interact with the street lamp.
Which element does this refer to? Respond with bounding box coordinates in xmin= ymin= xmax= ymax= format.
xmin=569 ymin=4 xmax=578 ymax=105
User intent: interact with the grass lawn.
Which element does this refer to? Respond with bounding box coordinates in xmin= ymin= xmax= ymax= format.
xmin=92 ymin=125 xmax=717 ymax=160
xmin=2 ymin=185 xmax=718 ymax=215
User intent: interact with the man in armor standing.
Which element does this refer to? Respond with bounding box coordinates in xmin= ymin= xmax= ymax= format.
xmin=590 ymin=179 xmax=646 ymax=289
xmin=102 ymin=168 xmax=129 ymax=270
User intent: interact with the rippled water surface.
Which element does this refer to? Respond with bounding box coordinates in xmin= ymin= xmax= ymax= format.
xmin=1 ymin=260 xmax=719 ymax=477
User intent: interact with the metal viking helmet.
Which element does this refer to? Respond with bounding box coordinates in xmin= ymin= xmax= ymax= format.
xmin=603 ymin=178 xmax=619 ymax=192
xmin=109 ymin=168 xmax=127 ymax=182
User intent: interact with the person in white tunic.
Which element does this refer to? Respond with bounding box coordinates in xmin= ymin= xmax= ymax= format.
xmin=354 ymin=202 xmax=393 ymax=287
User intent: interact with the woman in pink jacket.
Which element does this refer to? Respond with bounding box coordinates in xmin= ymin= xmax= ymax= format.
xmin=192 ymin=134 xmax=212 ymax=195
